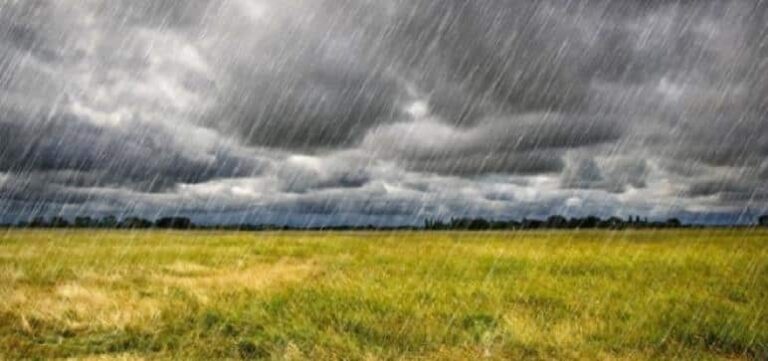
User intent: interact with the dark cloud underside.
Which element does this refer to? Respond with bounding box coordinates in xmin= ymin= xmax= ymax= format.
xmin=0 ymin=0 xmax=766 ymax=223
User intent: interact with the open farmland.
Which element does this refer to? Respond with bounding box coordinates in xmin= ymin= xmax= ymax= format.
xmin=0 ymin=229 xmax=766 ymax=360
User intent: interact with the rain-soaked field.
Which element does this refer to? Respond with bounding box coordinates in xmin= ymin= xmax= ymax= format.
xmin=0 ymin=230 xmax=766 ymax=360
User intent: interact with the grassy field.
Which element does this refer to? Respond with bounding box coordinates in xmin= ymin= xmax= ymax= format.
xmin=0 ymin=230 xmax=766 ymax=360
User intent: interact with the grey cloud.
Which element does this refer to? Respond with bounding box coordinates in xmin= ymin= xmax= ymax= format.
xmin=201 ymin=0 xmax=615 ymax=150
xmin=363 ymin=113 xmax=620 ymax=176
xmin=4 ymin=24 xmax=61 ymax=63
xmin=381 ymin=1 xmax=593 ymax=124
xmin=759 ymin=162 xmax=768 ymax=180
xmin=687 ymin=180 xmax=748 ymax=198
xmin=0 ymin=173 xmax=92 ymax=205
xmin=561 ymin=158 xmax=605 ymax=190
xmin=276 ymin=155 xmax=372 ymax=193
xmin=217 ymin=67 xmax=404 ymax=151
xmin=0 ymin=112 xmax=267 ymax=193
xmin=270 ymin=196 xmax=423 ymax=217
xmin=561 ymin=157 xmax=648 ymax=193
xmin=685 ymin=175 xmax=768 ymax=204
xmin=401 ymin=151 xmax=565 ymax=177
xmin=672 ymin=114 xmax=768 ymax=168
xmin=608 ymin=159 xmax=649 ymax=190
xmin=93 ymin=0 xmax=220 ymax=30
xmin=166 ymin=0 xmax=407 ymax=151
xmin=1 ymin=0 xmax=767 ymax=222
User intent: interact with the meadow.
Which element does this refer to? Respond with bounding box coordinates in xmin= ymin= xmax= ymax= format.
xmin=0 ymin=229 xmax=766 ymax=360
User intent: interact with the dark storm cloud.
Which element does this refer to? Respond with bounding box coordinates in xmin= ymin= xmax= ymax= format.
xmin=381 ymin=1 xmax=593 ymax=123
xmin=362 ymin=113 xmax=621 ymax=175
xmin=400 ymin=151 xmax=565 ymax=177
xmin=686 ymin=180 xmax=749 ymax=199
xmin=0 ymin=1 xmax=87 ymax=66
xmin=93 ymin=0 xmax=220 ymax=29
xmin=270 ymin=196 xmax=423 ymax=217
xmin=561 ymin=157 xmax=648 ymax=193
xmin=202 ymin=0 xmax=604 ymax=150
xmin=0 ymin=111 xmax=266 ymax=193
xmin=3 ymin=24 xmax=61 ymax=63
xmin=200 ymin=0 xmax=408 ymax=151
xmin=561 ymin=158 xmax=604 ymax=190
xmin=217 ymin=67 xmax=403 ymax=151
xmin=1 ymin=0 xmax=767 ymax=222
xmin=0 ymin=173 xmax=92 ymax=205
xmin=276 ymin=155 xmax=372 ymax=193
xmin=676 ymin=117 xmax=768 ymax=168
xmin=203 ymin=0 xmax=765 ymax=181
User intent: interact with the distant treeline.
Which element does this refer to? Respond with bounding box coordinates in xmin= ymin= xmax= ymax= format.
xmin=8 ymin=215 xmax=399 ymax=230
xmin=4 ymin=214 xmax=768 ymax=230
xmin=14 ymin=216 xmax=194 ymax=230
xmin=425 ymin=215 xmax=683 ymax=230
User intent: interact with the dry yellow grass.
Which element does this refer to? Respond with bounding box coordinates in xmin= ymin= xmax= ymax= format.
xmin=2 ymin=257 xmax=316 ymax=340
xmin=0 ymin=229 xmax=766 ymax=360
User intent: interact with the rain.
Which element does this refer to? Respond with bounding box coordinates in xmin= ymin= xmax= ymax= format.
xmin=1 ymin=2 xmax=767 ymax=360
xmin=0 ymin=1 xmax=767 ymax=226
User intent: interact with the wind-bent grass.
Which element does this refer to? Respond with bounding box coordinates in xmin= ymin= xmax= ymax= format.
xmin=0 ymin=229 xmax=766 ymax=360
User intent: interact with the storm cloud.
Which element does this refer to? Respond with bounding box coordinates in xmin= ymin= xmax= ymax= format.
xmin=0 ymin=0 xmax=767 ymax=224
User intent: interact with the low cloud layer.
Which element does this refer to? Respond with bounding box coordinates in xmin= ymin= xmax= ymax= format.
xmin=0 ymin=0 xmax=766 ymax=225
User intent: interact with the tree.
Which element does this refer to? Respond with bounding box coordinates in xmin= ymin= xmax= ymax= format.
xmin=155 ymin=217 xmax=193 ymax=229
xmin=74 ymin=217 xmax=94 ymax=228
xmin=121 ymin=217 xmax=153 ymax=229
xmin=29 ymin=217 xmax=47 ymax=228
xmin=522 ymin=218 xmax=544 ymax=229
xmin=578 ymin=216 xmax=601 ymax=228
xmin=467 ymin=218 xmax=491 ymax=230
xmin=50 ymin=217 xmax=70 ymax=228
xmin=99 ymin=215 xmax=117 ymax=228
xmin=546 ymin=215 xmax=568 ymax=228
xmin=605 ymin=216 xmax=624 ymax=229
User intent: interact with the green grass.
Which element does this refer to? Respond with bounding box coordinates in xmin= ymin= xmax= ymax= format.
xmin=0 ymin=229 xmax=766 ymax=360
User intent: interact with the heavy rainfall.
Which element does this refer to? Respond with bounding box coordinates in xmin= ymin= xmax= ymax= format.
xmin=1 ymin=2 xmax=768 ymax=360
xmin=1 ymin=0 xmax=766 ymax=227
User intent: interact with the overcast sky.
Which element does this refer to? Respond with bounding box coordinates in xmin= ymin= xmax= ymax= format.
xmin=1 ymin=0 xmax=767 ymax=225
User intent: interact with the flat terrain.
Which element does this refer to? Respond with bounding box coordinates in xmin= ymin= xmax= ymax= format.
xmin=0 ymin=230 xmax=766 ymax=360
